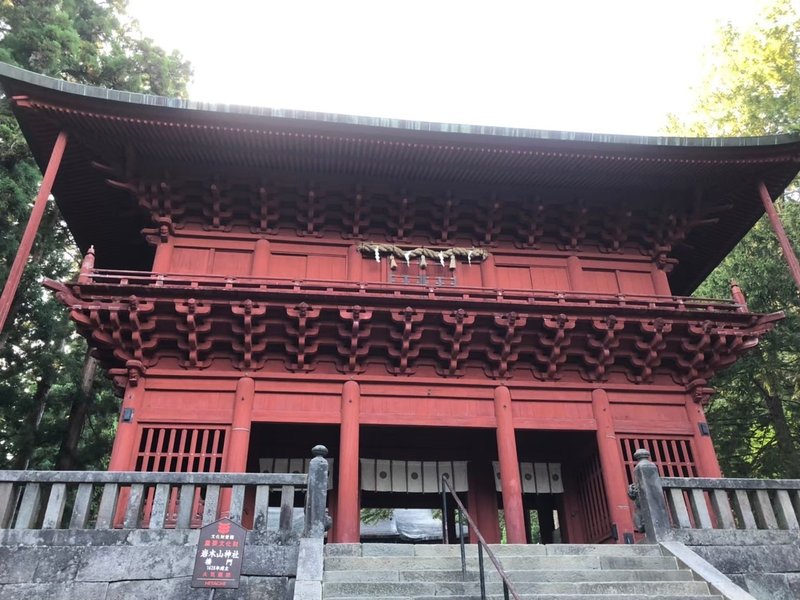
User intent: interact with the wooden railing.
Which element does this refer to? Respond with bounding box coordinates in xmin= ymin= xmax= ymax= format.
xmin=0 ymin=446 xmax=330 ymax=535
xmin=74 ymin=268 xmax=746 ymax=315
xmin=630 ymin=449 xmax=800 ymax=541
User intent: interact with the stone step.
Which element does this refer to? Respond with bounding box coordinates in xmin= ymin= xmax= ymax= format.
xmin=324 ymin=554 xmax=678 ymax=572
xmin=325 ymin=595 xmax=722 ymax=600
xmin=324 ymin=567 xmax=695 ymax=583
xmin=322 ymin=579 xmax=711 ymax=598
xmin=323 ymin=543 xmax=664 ymax=558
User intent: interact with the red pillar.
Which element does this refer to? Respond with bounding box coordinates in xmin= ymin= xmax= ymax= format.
xmin=493 ymin=385 xmax=526 ymax=544
xmin=467 ymin=461 xmax=501 ymax=544
xmin=151 ymin=241 xmax=173 ymax=273
xmin=251 ymin=239 xmax=270 ymax=277
xmin=651 ymin=264 xmax=671 ymax=296
xmin=758 ymin=180 xmax=800 ymax=294
xmin=335 ymin=380 xmax=361 ymax=542
xmin=225 ymin=377 xmax=255 ymax=471
xmin=591 ymin=389 xmax=635 ymax=541
xmin=0 ymin=131 xmax=68 ymax=334
xmin=567 ymin=255 xmax=584 ymax=292
xmin=220 ymin=377 xmax=255 ymax=517
xmin=685 ymin=396 xmax=722 ymax=477
xmin=108 ymin=376 xmax=146 ymax=471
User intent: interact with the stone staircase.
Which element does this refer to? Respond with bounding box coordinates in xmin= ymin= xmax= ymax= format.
xmin=322 ymin=543 xmax=723 ymax=600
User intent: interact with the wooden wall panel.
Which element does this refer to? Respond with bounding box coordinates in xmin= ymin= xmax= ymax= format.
xmin=269 ymin=253 xmax=307 ymax=279
xmin=618 ymin=271 xmax=655 ymax=295
xmin=252 ymin=382 xmax=340 ymax=424
xmin=210 ymin=249 xmax=253 ymax=276
xmin=583 ymin=269 xmax=619 ymax=293
xmin=170 ymin=247 xmax=209 ymax=274
xmin=458 ymin=264 xmax=483 ymax=287
xmin=496 ymin=266 xmax=531 ymax=289
xmin=512 ymin=401 xmax=595 ymax=430
xmin=140 ymin=390 xmax=232 ymax=423
xmin=531 ymin=266 xmax=569 ymax=290
xmin=307 ymin=255 xmax=347 ymax=280
xmin=361 ymin=258 xmax=383 ymax=282
xmin=360 ymin=396 xmax=495 ymax=427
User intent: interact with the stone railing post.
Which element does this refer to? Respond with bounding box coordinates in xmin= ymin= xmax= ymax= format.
xmin=295 ymin=445 xmax=329 ymax=600
xmin=303 ymin=445 xmax=330 ymax=538
xmin=632 ymin=449 xmax=672 ymax=542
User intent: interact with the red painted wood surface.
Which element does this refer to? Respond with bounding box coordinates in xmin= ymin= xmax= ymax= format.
xmin=0 ymin=131 xmax=68 ymax=333
xmin=48 ymin=165 xmax=781 ymax=544
xmin=336 ymin=381 xmax=361 ymax=543
xmin=591 ymin=389 xmax=635 ymax=541
xmin=493 ymin=386 xmax=526 ymax=544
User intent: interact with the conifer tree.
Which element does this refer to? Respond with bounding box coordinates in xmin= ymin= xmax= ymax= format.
xmin=0 ymin=0 xmax=191 ymax=469
xmin=668 ymin=0 xmax=800 ymax=477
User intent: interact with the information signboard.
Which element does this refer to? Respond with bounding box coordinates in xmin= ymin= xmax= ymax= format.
xmin=191 ymin=518 xmax=246 ymax=589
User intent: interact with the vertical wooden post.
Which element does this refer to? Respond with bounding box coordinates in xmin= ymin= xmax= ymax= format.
xmin=685 ymin=395 xmax=722 ymax=477
xmin=77 ymin=246 xmax=95 ymax=284
xmin=730 ymin=279 xmax=748 ymax=311
xmin=567 ymin=255 xmax=584 ymax=292
xmin=151 ymin=238 xmax=173 ymax=273
xmin=591 ymin=389 xmax=635 ymax=541
xmin=560 ymin=470 xmax=587 ymax=543
xmin=493 ymin=385 xmax=526 ymax=543
xmin=651 ymin=264 xmax=671 ymax=296
xmin=225 ymin=377 xmax=255 ymax=471
xmin=758 ymin=180 xmax=800 ymax=294
xmin=252 ymin=239 xmax=270 ymax=277
xmin=220 ymin=377 xmax=255 ymax=517
xmin=108 ymin=375 xmax=146 ymax=471
xmin=347 ymin=245 xmax=363 ymax=281
xmin=467 ymin=461 xmax=501 ymax=544
xmin=335 ymin=380 xmax=361 ymax=542
xmin=0 ymin=131 xmax=68 ymax=334
xmin=480 ymin=254 xmax=497 ymax=288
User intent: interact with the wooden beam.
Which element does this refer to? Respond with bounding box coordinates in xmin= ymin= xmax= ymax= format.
xmin=758 ymin=180 xmax=800 ymax=294
xmin=0 ymin=131 xmax=68 ymax=333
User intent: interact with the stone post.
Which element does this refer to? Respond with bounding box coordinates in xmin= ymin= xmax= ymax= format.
xmin=632 ymin=449 xmax=671 ymax=542
xmin=303 ymin=445 xmax=330 ymax=538
xmin=295 ymin=445 xmax=330 ymax=600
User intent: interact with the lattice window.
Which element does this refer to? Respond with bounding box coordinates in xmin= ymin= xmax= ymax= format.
xmin=576 ymin=453 xmax=612 ymax=543
xmin=619 ymin=436 xmax=697 ymax=484
xmin=135 ymin=426 xmax=227 ymax=473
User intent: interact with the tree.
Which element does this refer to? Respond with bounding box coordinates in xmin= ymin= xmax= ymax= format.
xmin=0 ymin=0 xmax=191 ymax=470
xmin=668 ymin=0 xmax=800 ymax=477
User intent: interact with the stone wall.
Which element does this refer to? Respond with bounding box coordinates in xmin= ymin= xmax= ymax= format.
xmin=672 ymin=529 xmax=800 ymax=600
xmin=0 ymin=528 xmax=298 ymax=600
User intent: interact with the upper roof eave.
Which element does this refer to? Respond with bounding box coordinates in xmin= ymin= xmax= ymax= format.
xmin=2 ymin=61 xmax=800 ymax=152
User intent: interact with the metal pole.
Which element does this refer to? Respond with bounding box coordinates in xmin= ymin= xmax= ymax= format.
xmin=458 ymin=506 xmax=466 ymax=580
xmin=478 ymin=542 xmax=486 ymax=600
xmin=0 ymin=131 xmax=69 ymax=333
xmin=758 ymin=180 xmax=800 ymax=294
xmin=441 ymin=484 xmax=449 ymax=544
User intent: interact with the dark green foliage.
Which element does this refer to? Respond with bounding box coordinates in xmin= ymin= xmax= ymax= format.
xmin=696 ymin=201 xmax=800 ymax=478
xmin=0 ymin=0 xmax=191 ymax=470
xmin=670 ymin=0 xmax=800 ymax=478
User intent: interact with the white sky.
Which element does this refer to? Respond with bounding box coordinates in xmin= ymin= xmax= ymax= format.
xmin=127 ymin=0 xmax=786 ymax=136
